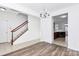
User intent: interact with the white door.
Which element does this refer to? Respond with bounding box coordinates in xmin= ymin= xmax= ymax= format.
xmin=0 ymin=20 xmax=8 ymax=43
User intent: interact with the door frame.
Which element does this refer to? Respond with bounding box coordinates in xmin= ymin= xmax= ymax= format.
xmin=52 ymin=12 xmax=68 ymax=47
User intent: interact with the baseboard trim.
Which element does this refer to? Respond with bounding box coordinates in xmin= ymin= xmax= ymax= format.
xmin=0 ymin=42 xmax=9 ymax=44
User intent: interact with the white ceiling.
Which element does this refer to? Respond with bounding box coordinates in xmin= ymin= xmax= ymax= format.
xmin=18 ymin=3 xmax=78 ymax=13
xmin=0 ymin=3 xmax=78 ymax=17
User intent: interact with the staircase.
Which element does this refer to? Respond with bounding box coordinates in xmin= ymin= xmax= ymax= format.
xmin=11 ymin=21 xmax=28 ymax=45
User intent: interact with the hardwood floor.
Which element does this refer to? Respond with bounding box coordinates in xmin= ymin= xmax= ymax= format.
xmin=53 ymin=38 xmax=66 ymax=47
xmin=4 ymin=42 xmax=79 ymax=56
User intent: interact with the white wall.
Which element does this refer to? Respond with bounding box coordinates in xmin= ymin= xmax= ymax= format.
xmin=51 ymin=4 xmax=79 ymax=51
xmin=40 ymin=16 xmax=53 ymax=43
xmin=0 ymin=7 xmax=40 ymax=44
xmin=68 ymin=5 xmax=79 ymax=51
xmin=0 ymin=9 xmax=28 ymax=43
xmin=14 ymin=15 xmax=40 ymax=44
xmin=0 ymin=13 xmax=8 ymax=43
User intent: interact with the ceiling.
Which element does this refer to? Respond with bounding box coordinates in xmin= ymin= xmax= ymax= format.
xmin=0 ymin=3 xmax=78 ymax=17
xmin=18 ymin=3 xmax=78 ymax=14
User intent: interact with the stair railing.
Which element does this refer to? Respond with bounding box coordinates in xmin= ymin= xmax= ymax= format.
xmin=11 ymin=21 xmax=28 ymax=45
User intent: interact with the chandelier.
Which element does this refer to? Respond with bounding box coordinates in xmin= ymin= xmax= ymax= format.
xmin=40 ymin=9 xmax=50 ymax=18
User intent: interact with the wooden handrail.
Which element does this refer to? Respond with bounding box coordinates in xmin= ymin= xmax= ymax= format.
xmin=11 ymin=21 xmax=28 ymax=32
xmin=11 ymin=20 xmax=28 ymax=45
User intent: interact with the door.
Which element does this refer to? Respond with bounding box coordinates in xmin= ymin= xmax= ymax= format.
xmin=0 ymin=20 xmax=8 ymax=43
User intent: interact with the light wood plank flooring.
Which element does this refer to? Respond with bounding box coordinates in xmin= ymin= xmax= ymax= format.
xmin=53 ymin=38 xmax=67 ymax=47
xmin=4 ymin=42 xmax=79 ymax=56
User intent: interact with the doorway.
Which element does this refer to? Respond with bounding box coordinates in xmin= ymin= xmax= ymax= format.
xmin=53 ymin=13 xmax=68 ymax=47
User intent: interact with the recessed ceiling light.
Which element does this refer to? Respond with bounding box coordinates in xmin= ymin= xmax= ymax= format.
xmin=0 ymin=7 xmax=6 ymax=11
xmin=60 ymin=15 xmax=67 ymax=18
